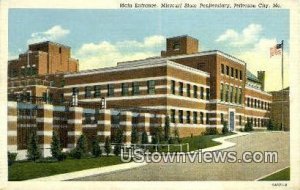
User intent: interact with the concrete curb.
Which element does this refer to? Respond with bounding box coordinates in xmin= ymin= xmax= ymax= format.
xmin=26 ymin=162 xmax=147 ymax=181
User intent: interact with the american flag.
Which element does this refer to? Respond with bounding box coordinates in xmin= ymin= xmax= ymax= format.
xmin=270 ymin=43 xmax=282 ymax=57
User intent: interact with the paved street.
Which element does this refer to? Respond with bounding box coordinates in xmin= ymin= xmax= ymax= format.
xmin=73 ymin=132 xmax=289 ymax=181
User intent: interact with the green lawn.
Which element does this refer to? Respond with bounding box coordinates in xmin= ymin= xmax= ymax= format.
xmin=9 ymin=156 xmax=122 ymax=181
xmin=259 ymin=167 xmax=290 ymax=181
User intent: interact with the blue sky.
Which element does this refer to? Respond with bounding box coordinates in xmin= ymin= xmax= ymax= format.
xmin=9 ymin=9 xmax=289 ymax=90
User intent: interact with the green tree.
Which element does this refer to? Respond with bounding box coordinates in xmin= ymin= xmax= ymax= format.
xmin=164 ymin=116 xmax=170 ymax=141
xmin=114 ymin=128 xmax=123 ymax=156
xmin=92 ymin=138 xmax=102 ymax=157
xmin=222 ymin=121 xmax=229 ymax=134
xmin=267 ymin=119 xmax=275 ymax=131
xmin=76 ymin=135 xmax=89 ymax=155
xmin=104 ymin=137 xmax=111 ymax=156
xmin=141 ymin=131 xmax=149 ymax=144
xmin=50 ymin=131 xmax=62 ymax=160
xmin=131 ymin=126 xmax=139 ymax=144
xmin=244 ymin=122 xmax=253 ymax=132
xmin=8 ymin=152 xmax=17 ymax=166
xmin=27 ymin=132 xmax=41 ymax=161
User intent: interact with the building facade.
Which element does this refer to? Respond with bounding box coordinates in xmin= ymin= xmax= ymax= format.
xmin=8 ymin=35 xmax=272 ymax=140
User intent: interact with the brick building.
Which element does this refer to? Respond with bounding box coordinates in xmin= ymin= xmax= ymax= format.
xmin=7 ymin=35 xmax=272 ymax=156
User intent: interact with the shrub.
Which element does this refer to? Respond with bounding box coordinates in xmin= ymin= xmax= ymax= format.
xmin=70 ymin=148 xmax=83 ymax=159
xmin=222 ymin=121 xmax=229 ymax=134
xmin=131 ymin=126 xmax=139 ymax=144
xmin=57 ymin=152 xmax=67 ymax=161
xmin=104 ymin=137 xmax=111 ymax=156
xmin=151 ymin=135 xmax=158 ymax=144
xmin=76 ymin=135 xmax=89 ymax=155
xmin=244 ymin=122 xmax=253 ymax=132
xmin=141 ymin=131 xmax=149 ymax=144
xmin=92 ymin=139 xmax=102 ymax=157
xmin=164 ymin=116 xmax=171 ymax=141
xmin=8 ymin=152 xmax=17 ymax=166
xmin=174 ymin=127 xmax=181 ymax=143
xmin=27 ymin=132 xmax=41 ymax=161
xmin=205 ymin=127 xmax=218 ymax=135
xmin=267 ymin=120 xmax=275 ymax=131
xmin=51 ymin=131 xmax=62 ymax=160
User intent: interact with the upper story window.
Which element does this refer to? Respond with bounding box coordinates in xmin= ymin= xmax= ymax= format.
xmin=221 ymin=64 xmax=225 ymax=74
xmin=94 ymin=85 xmax=101 ymax=98
xmin=132 ymin=82 xmax=140 ymax=95
xmin=186 ymin=111 xmax=191 ymax=124
xmin=171 ymin=109 xmax=176 ymax=123
xmin=187 ymin=84 xmax=191 ymax=97
xmin=173 ymin=42 xmax=180 ymax=50
xmin=226 ymin=66 xmax=229 ymax=75
xmin=200 ymin=112 xmax=204 ymax=124
xmin=179 ymin=110 xmax=183 ymax=123
xmin=231 ymin=67 xmax=234 ymax=77
xmin=72 ymin=87 xmax=79 ymax=95
xmin=85 ymin=86 xmax=92 ymax=98
xmin=220 ymin=84 xmax=224 ymax=101
xmin=147 ymin=80 xmax=155 ymax=95
xmin=235 ymin=69 xmax=238 ymax=78
xmin=193 ymin=85 xmax=198 ymax=98
xmin=107 ymin=84 xmax=114 ymax=97
xmin=179 ymin=82 xmax=183 ymax=96
xmin=193 ymin=112 xmax=197 ymax=124
xmin=206 ymin=88 xmax=210 ymax=100
xmin=171 ymin=80 xmax=176 ymax=95
xmin=240 ymin=70 xmax=243 ymax=80
xmin=121 ymin=83 xmax=129 ymax=96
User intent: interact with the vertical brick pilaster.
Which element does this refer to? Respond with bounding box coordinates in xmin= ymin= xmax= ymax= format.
xmin=137 ymin=113 xmax=151 ymax=135
xmin=67 ymin=107 xmax=83 ymax=148
xmin=7 ymin=102 xmax=18 ymax=152
xmin=120 ymin=111 xmax=132 ymax=144
xmin=36 ymin=104 xmax=53 ymax=157
xmin=96 ymin=109 xmax=111 ymax=143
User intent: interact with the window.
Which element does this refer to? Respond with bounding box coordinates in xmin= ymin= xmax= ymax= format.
xmin=225 ymin=85 xmax=229 ymax=102
xmin=173 ymin=42 xmax=180 ymax=50
xmin=221 ymin=113 xmax=224 ymax=124
xmin=231 ymin=67 xmax=234 ymax=77
xmin=251 ymin=99 xmax=253 ymax=107
xmin=179 ymin=110 xmax=183 ymax=123
xmin=239 ymin=115 xmax=242 ymax=125
xmin=258 ymin=100 xmax=260 ymax=109
xmin=206 ymin=88 xmax=210 ymax=100
xmin=121 ymin=83 xmax=129 ymax=96
xmin=179 ymin=82 xmax=183 ymax=96
xmin=60 ymin=79 xmax=65 ymax=87
xmin=226 ymin=66 xmax=229 ymax=75
xmin=187 ymin=84 xmax=191 ymax=97
xmin=235 ymin=87 xmax=238 ymax=103
xmin=85 ymin=86 xmax=92 ymax=98
xmin=107 ymin=84 xmax=114 ymax=97
xmin=221 ymin=64 xmax=225 ymax=74
xmin=187 ymin=111 xmax=191 ymax=123
xmin=132 ymin=82 xmax=139 ymax=95
xmin=206 ymin=113 xmax=209 ymax=124
xmin=60 ymin=94 xmax=64 ymax=103
xmin=247 ymin=97 xmax=250 ymax=107
xmin=229 ymin=86 xmax=233 ymax=103
xmin=94 ymin=85 xmax=101 ymax=98
xmin=171 ymin=109 xmax=176 ymax=123
xmin=171 ymin=80 xmax=176 ymax=95
xmin=254 ymin=118 xmax=257 ymax=127
xmin=200 ymin=87 xmax=204 ymax=99
xmin=200 ymin=112 xmax=204 ymax=124
xmin=254 ymin=99 xmax=257 ymax=108
xmin=193 ymin=112 xmax=197 ymax=124
xmin=72 ymin=87 xmax=79 ymax=95
xmin=193 ymin=85 xmax=198 ymax=98
xmin=147 ymin=80 xmax=155 ymax=95
xmin=240 ymin=70 xmax=243 ymax=80
xmin=220 ymin=84 xmax=224 ymax=101
xmin=235 ymin=69 xmax=238 ymax=78
xmin=59 ymin=47 xmax=62 ymax=54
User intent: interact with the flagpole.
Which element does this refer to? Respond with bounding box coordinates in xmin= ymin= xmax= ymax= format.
xmin=281 ymin=40 xmax=284 ymax=131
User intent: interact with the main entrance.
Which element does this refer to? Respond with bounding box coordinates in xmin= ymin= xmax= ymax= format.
xmin=228 ymin=109 xmax=235 ymax=131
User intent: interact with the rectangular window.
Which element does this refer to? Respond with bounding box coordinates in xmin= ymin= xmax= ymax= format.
xmin=107 ymin=84 xmax=114 ymax=97
xmin=187 ymin=111 xmax=191 ymax=123
xmin=247 ymin=97 xmax=250 ymax=107
xmin=221 ymin=64 xmax=225 ymax=74
xmin=225 ymin=85 xmax=229 ymax=102
xmin=179 ymin=110 xmax=183 ymax=124
xmin=132 ymin=82 xmax=140 ymax=95
xmin=239 ymin=115 xmax=242 ymax=125
xmin=258 ymin=100 xmax=260 ymax=109
xmin=206 ymin=88 xmax=210 ymax=100
xmin=179 ymin=82 xmax=183 ymax=96
xmin=171 ymin=80 xmax=176 ymax=95
xmin=235 ymin=87 xmax=238 ymax=103
xmin=121 ymin=83 xmax=129 ymax=96
xmin=72 ymin=87 xmax=79 ymax=95
xmin=229 ymin=86 xmax=233 ymax=103
xmin=220 ymin=84 xmax=224 ymax=101
xmin=235 ymin=69 xmax=238 ymax=78
xmin=200 ymin=87 xmax=204 ymax=99
xmin=254 ymin=99 xmax=257 ymax=108
xmin=231 ymin=67 xmax=234 ymax=77
xmin=193 ymin=85 xmax=198 ymax=98
xmin=94 ymin=85 xmax=101 ymax=98
xmin=200 ymin=112 xmax=204 ymax=124
xmin=193 ymin=112 xmax=197 ymax=124
xmin=187 ymin=84 xmax=191 ymax=97
xmin=251 ymin=98 xmax=253 ymax=107
xmin=147 ymin=80 xmax=155 ymax=95
xmin=206 ymin=113 xmax=209 ymax=124
xmin=226 ymin=66 xmax=229 ymax=75
xmin=221 ymin=113 xmax=224 ymax=124
xmin=240 ymin=70 xmax=243 ymax=80
xmin=171 ymin=109 xmax=176 ymax=123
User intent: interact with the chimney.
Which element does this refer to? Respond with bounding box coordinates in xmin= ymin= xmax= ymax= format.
xmin=257 ymin=71 xmax=265 ymax=91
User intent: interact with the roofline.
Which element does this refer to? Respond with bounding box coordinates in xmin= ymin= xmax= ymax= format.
xmin=28 ymin=41 xmax=71 ymax=48
xmin=167 ymin=35 xmax=198 ymax=41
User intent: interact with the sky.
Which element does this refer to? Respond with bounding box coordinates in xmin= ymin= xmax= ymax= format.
xmin=8 ymin=9 xmax=289 ymax=91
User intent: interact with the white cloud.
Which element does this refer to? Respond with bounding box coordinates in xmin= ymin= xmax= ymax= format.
xmin=216 ymin=24 xmax=262 ymax=47
xmin=76 ymin=35 xmax=165 ymax=70
xmin=27 ymin=25 xmax=70 ymax=44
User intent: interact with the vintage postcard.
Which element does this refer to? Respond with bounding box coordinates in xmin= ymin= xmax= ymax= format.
xmin=0 ymin=0 xmax=299 ymax=189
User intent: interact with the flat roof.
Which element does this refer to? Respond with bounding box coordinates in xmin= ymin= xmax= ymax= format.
xmin=28 ymin=41 xmax=71 ymax=49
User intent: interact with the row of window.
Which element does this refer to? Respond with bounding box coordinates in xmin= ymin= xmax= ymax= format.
xmin=170 ymin=110 xmax=209 ymax=124
xmin=246 ymin=117 xmax=268 ymax=127
xmin=246 ymin=97 xmax=270 ymax=110
xmin=221 ymin=64 xmax=243 ymax=80
xmin=220 ymin=83 xmax=242 ymax=104
xmin=171 ymin=80 xmax=210 ymax=100
xmin=220 ymin=113 xmax=243 ymax=126
xmin=73 ymin=80 xmax=156 ymax=98
xmin=9 ymin=67 xmax=38 ymax=78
